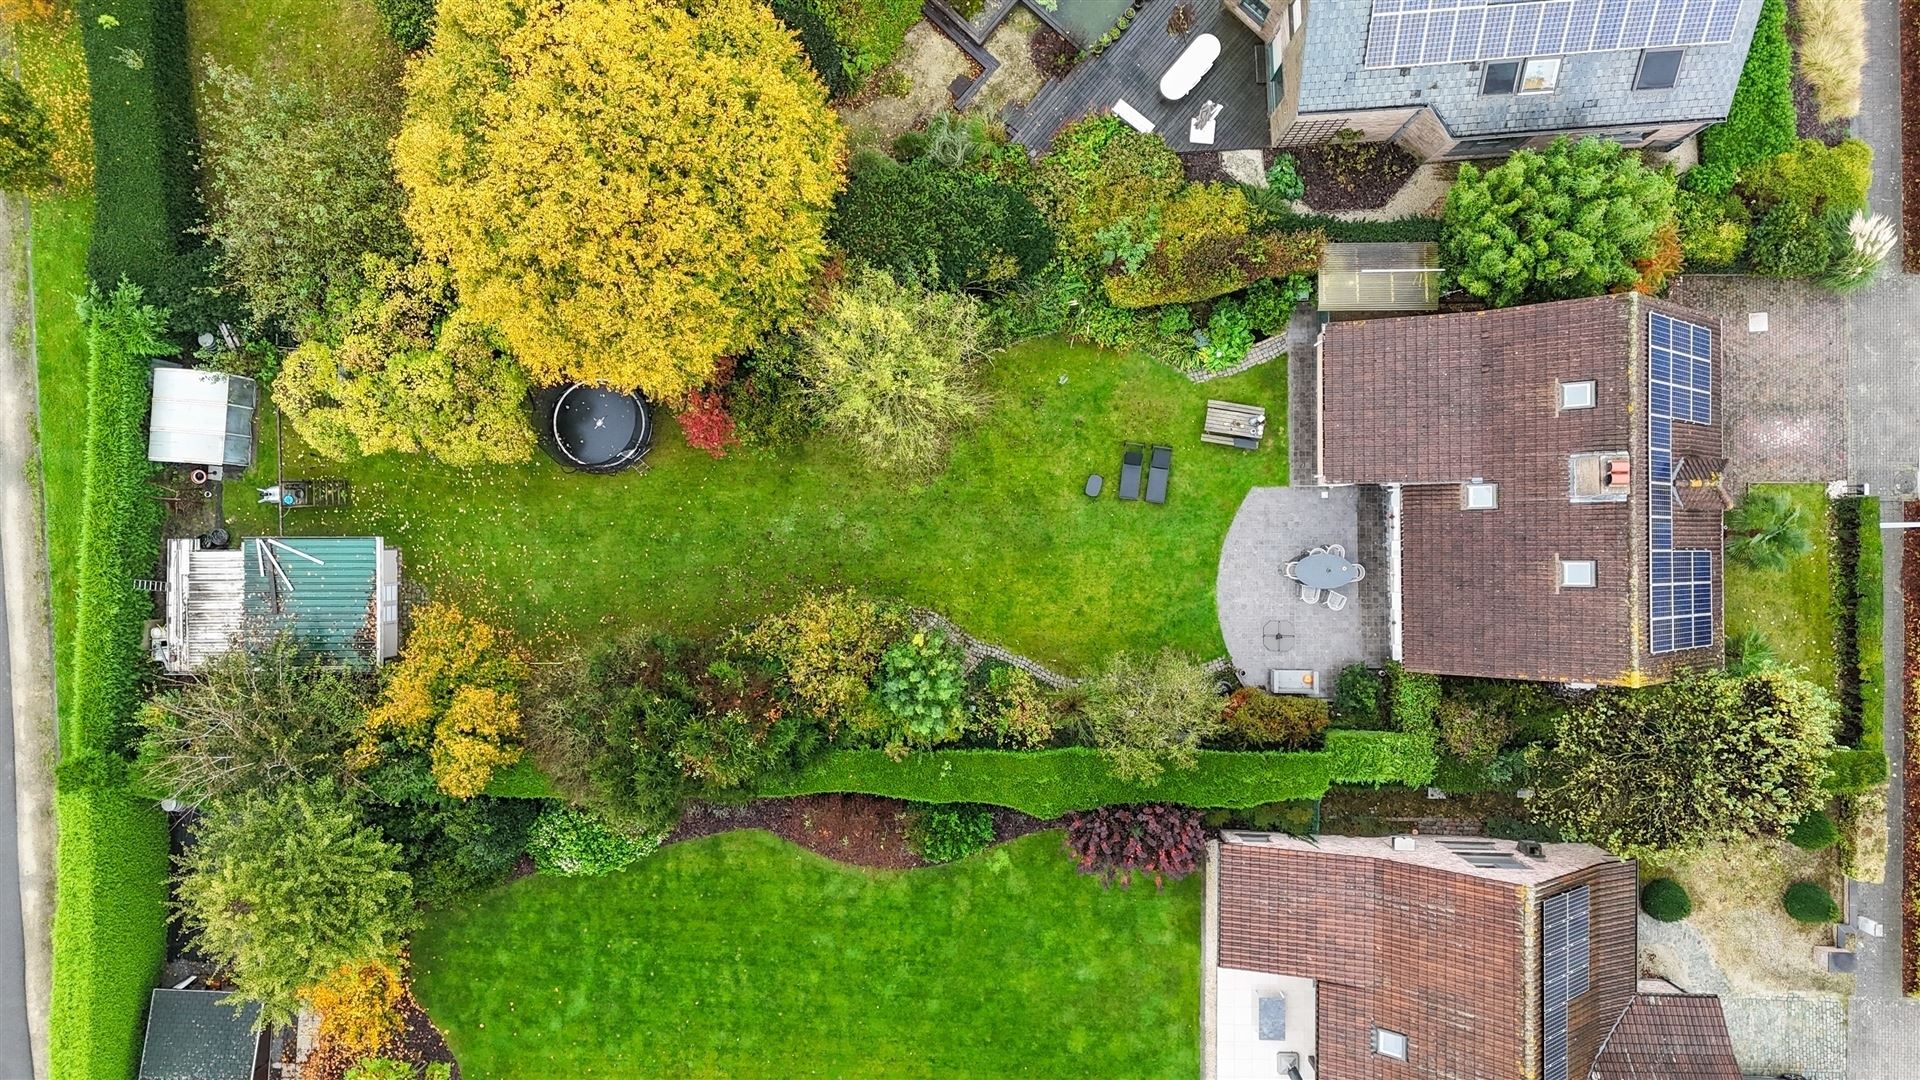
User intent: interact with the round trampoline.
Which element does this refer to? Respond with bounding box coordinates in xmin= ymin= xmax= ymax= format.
xmin=545 ymin=384 xmax=653 ymax=473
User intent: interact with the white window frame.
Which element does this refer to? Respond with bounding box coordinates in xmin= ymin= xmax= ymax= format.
xmin=1373 ymin=1027 xmax=1410 ymax=1060
xmin=1463 ymin=482 xmax=1499 ymax=510
xmin=1559 ymin=558 xmax=1597 ymax=588
xmin=1559 ymin=379 xmax=1597 ymax=410
xmin=1290 ymin=0 xmax=1303 ymax=32
xmin=1519 ymin=56 xmax=1562 ymax=94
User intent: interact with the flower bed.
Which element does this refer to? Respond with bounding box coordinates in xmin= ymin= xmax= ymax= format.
xmin=1900 ymin=500 xmax=1919 ymax=994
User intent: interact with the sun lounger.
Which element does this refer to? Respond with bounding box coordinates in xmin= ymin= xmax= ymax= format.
xmin=1146 ymin=445 xmax=1171 ymax=505
xmin=1119 ymin=448 xmax=1143 ymax=501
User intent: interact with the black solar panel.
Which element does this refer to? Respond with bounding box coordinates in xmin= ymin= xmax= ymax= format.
xmin=1541 ymin=886 xmax=1592 ymax=1080
xmin=1365 ymin=0 xmax=1746 ymax=68
xmin=1648 ymin=312 xmax=1715 ymax=655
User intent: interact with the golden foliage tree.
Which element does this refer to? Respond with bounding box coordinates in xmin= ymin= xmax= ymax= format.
xmin=359 ymin=604 xmax=528 ymax=796
xmin=304 ymin=961 xmax=404 ymax=1055
xmin=393 ymin=0 xmax=846 ymax=399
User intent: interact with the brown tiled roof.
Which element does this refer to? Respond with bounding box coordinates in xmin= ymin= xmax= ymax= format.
xmin=1590 ymin=993 xmax=1743 ymax=1079
xmin=1216 ymin=838 xmax=1639 ymax=1080
xmin=1317 ymin=294 xmax=1724 ymax=684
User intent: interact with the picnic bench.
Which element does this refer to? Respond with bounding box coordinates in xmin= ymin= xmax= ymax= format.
xmin=1202 ymin=400 xmax=1266 ymax=449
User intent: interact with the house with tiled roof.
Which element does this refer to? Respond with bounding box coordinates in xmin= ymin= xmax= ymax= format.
xmin=1314 ymin=293 xmax=1727 ymax=685
xmin=1229 ymin=0 xmax=1763 ymax=159
xmin=1207 ymin=832 xmax=1744 ymax=1080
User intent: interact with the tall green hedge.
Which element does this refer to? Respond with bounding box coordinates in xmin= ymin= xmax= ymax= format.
xmin=1697 ymin=0 xmax=1794 ymax=170
xmin=50 ymin=286 xmax=175 ymax=1080
xmin=49 ymin=790 xmax=169 ymax=1080
xmin=1825 ymin=746 xmax=1888 ymax=792
xmin=75 ymin=0 xmax=200 ymax=291
xmin=758 ymin=731 xmax=1438 ymax=817
xmin=1832 ymin=496 xmax=1885 ymax=750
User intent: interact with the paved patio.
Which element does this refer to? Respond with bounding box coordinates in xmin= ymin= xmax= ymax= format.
xmin=1215 ymin=486 xmax=1387 ymax=692
xmin=1667 ymin=276 xmax=1850 ymax=485
xmin=1010 ymin=0 xmax=1271 ymax=152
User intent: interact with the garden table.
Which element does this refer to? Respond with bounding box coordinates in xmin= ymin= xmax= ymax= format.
xmin=1293 ymin=551 xmax=1361 ymax=589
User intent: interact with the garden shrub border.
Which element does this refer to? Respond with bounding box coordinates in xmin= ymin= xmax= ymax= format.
xmin=756 ymin=731 xmax=1438 ymax=818
xmin=1902 ymin=0 xmax=1920 ymax=270
xmin=1902 ymin=500 xmax=1919 ymax=995
xmin=1832 ymin=496 xmax=1884 ymax=748
xmin=1698 ymin=0 xmax=1795 ymax=170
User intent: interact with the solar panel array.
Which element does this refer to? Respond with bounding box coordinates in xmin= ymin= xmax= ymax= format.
xmin=1541 ymin=886 xmax=1592 ymax=1080
xmin=1364 ymin=0 xmax=1746 ymax=68
xmin=1648 ymin=312 xmax=1715 ymax=654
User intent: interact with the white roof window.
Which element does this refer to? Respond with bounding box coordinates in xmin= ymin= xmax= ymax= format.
xmin=1559 ymin=559 xmax=1597 ymax=588
xmin=1463 ymin=482 xmax=1498 ymax=510
xmin=1559 ymin=379 xmax=1596 ymax=410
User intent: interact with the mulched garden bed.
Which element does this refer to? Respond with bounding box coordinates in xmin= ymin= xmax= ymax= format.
xmin=1275 ymin=142 xmax=1420 ymax=212
xmin=1901 ymin=500 xmax=1918 ymax=993
xmin=1180 ymin=150 xmax=1231 ymax=185
xmin=1029 ymin=24 xmax=1078 ymax=80
xmin=665 ymin=793 xmax=1057 ymax=870
xmin=1904 ymin=0 xmax=1920 ymax=270
xmin=302 ymin=991 xmax=459 ymax=1080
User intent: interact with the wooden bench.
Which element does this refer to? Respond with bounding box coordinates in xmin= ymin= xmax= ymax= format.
xmin=1202 ymin=400 xmax=1265 ymax=449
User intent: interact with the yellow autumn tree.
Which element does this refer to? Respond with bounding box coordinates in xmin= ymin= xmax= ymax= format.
xmin=358 ymin=604 xmax=528 ymax=796
xmin=392 ymin=0 xmax=846 ymax=400
xmin=303 ymin=961 xmax=404 ymax=1055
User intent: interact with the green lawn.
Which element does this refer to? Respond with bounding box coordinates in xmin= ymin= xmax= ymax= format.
xmin=29 ymin=193 xmax=93 ymax=753
xmin=185 ymin=0 xmax=398 ymax=84
xmin=228 ymin=338 xmax=1287 ymax=670
xmin=412 ymin=830 xmax=1201 ymax=1079
xmin=1723 ymin=482 xmax=1836 ymax=691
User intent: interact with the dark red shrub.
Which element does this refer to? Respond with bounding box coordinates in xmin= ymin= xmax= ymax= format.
xmin=1064 ymin=803 xmax=1205 ymax=889
xmin=678 ymin=391 xmax=737 ymax=458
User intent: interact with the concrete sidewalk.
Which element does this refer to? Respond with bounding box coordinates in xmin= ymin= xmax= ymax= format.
xmin=0 ymin=190 xmax=60 ymax=1078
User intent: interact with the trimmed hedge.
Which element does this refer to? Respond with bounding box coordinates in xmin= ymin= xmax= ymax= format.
xmin=1640 ymin=877 xmax=1692 ymax=922
xmin=1833 ymin=496 xmax=1885 ymax=750
xmin=76 ymin=0 xmax=200 ymax=291
xmin=758 ymin=731 xmax=1439 ymax=817
xmin=770 ymin=0 xmax=853 ymax=98
xmin=1789 ymin=808 xmax=1841 ymax=851
xmin=50 ymin=286 xmax=174 ymax=1080
xmin=67 ymin=285 xmax=171 ymax=757
xmin=1783 ymin=879 xmax=1842 ymax=923
xmin=49 ymin=790 xmax=169 ymax=1080
xmin=1826 ymin=746 xmax=1890 ymax=792
xmin=1282 ymin=213 xmax=1444 ymax=244
xmin=1698 ymin=0 xmax=1795 ymax=170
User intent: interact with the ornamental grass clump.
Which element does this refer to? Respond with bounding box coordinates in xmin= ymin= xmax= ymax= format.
xmin=1064 ymin=803 xmax=1204 ymax=888
xmin=1822 ymin=211 xmax=1896 ymax=293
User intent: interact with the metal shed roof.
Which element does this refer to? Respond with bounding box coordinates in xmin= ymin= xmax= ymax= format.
xmin=138 ymin=989 xmax=264 ymax=1080
xmin=1317 ymin=242 xmax=1443 ymax=312
xmin=243 ymin=537 xmax=381 ymax=664
xmin=148 ymin=367 xmax=257 ymax=468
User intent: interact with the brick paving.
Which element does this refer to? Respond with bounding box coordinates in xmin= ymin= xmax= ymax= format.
xmin=1668 ymin=275 xmax=1851 ymax=486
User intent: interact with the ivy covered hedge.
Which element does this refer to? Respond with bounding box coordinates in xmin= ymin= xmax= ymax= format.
xmin=75 ymin=0 xmax=201 ymax=290
xmin=1697 ymin=0 xmax=1795 ymax=170
xmin=50 ymin=287 xmax=175 ymax=1080
xmin=757 ymin=731 xmax=1439 ymax=817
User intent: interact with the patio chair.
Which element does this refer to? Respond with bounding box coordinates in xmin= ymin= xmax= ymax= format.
xmin=1118 ymin=448 xmax=1143 ymax=501
xmin=1299 ymin=583 xmax=1321 ymax=605
xmin=1145 ymin=445 xmax=1171 ymax=505
xmin=1325 ymin=590 xmax=1348 ymax=612
xmin=1283 ymin=560 xmax=1300 ymax=580
xmin=1309 ymin=546 xmax=1327 ymax=556
xmin=1327 ymin=544 xmax=1345 ymax=558
xmin=1352 ymin=564 xmax=1367 ymax=581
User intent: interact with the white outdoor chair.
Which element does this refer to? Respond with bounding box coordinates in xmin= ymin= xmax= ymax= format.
xmin=1325 ymin=590 xmax=1348 ymax=612
xmin=1283 ymin=560 xmax=1300 ymax=579
xmin=1327 ymin=544 xmax=1345 ymax=558
xmin=1309 ymin=546 xmax=1328 ymax=556
xmin=1352 ymin=564 xmax=1367 ymax=581
xmin=1299 ymin=583 xmax=1321 ymax=605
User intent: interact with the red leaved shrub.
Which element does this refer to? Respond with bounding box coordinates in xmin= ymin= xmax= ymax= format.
xmin=1064 ymin=803 xmax=1205 ymax=889
xmin=677 ymin=391 xmax=737 ymax=458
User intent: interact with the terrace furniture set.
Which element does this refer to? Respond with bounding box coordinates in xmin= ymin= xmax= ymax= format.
xmin=1283 ymin=545 xmax=1364 ymax=611
xmin=1202 ymin=400 xmax=1265 ymax=449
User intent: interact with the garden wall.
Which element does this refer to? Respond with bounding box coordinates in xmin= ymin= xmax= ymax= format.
xmin=758 ymin=731 xmax=1438 ymax=818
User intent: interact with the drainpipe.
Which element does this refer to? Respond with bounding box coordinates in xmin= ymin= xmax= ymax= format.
xmin=1313 ymin=313 xmax=1328 ymax=487
xmin=1387 ymin=483 xmax=1403 ymax=662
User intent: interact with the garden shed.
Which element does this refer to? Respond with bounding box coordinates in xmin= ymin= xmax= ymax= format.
xmin=137 ymin=988 xmax=267 ymax=1080
xmin=147 ymin=366 xmax=259 ymax=470
xmin=1316 ymin=243 xmax=1442 ymax=313
xmin=158 ymin=535 xmax=402 ymax=673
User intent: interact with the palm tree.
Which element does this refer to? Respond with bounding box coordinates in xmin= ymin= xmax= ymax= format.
xmin=1725 ymin=488 xmax=1815 ymax=571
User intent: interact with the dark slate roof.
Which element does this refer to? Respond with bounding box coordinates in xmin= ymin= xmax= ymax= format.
xmin=1010 ymin=0 xmax=1272 ymax=152
xmin=1318 ymin=294 xmax=1724 ymax=684
xmin=139 ymin=989 xmax=264 ymax=1080
xmin=1297 ymin=0 xmax=1763 ymax=138
xmin=1216 ymin=837 xmax=1639 ymax=1080
xmin=1591 ymin=993 xmax=1744 ymax=1079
